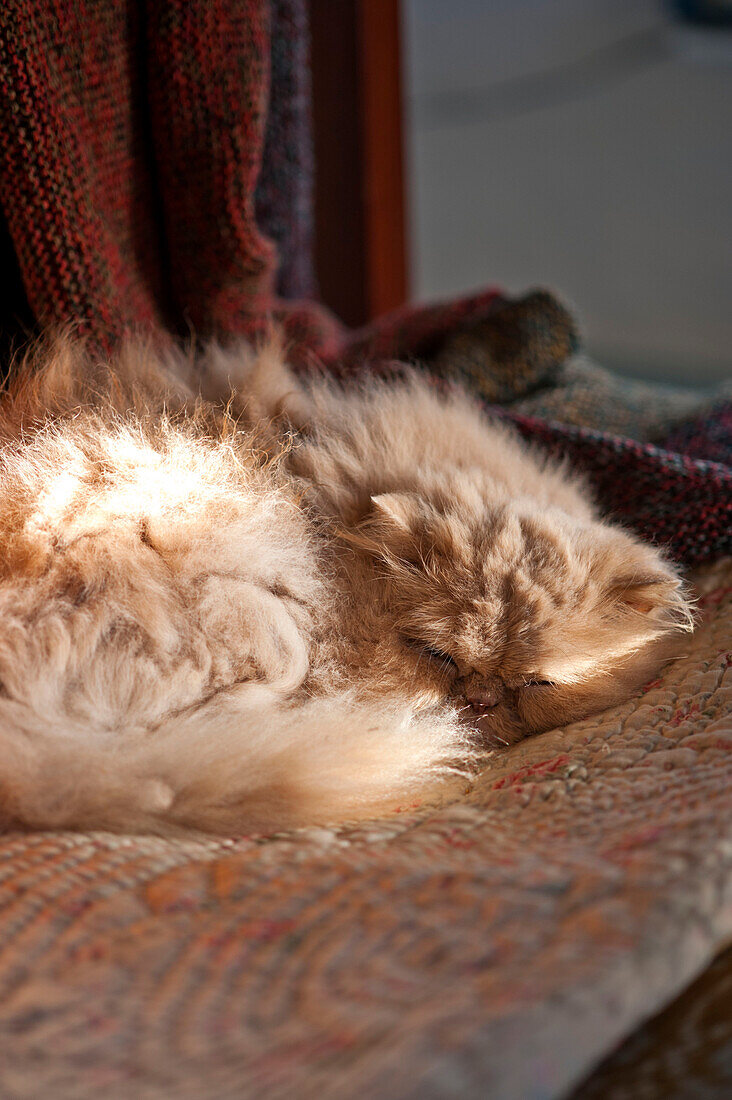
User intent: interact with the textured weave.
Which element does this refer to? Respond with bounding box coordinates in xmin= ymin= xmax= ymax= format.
xmin=0 ymin=561 xmax=729 ymax=1099
xmin=0 ymin=0 xmax=342 ymax=345
xmin=428 ymin=291 xmax=732 ymax=566
xmin=431 ymin=292 xmax=728 ymax=442
xmin=0 ymin=2 xmax=730 ymax=567
xmin=0 ymin=0 xmax=500 ymax=355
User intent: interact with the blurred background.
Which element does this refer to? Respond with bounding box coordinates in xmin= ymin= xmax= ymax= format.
xmin=402 ymin=0 xmax=732 ymax=386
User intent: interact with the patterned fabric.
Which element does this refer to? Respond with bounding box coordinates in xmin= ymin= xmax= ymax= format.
xmin=507 ymin=411 xmax=731 ymax=566
xmin=662 ymin=399 xmax=732 ymax=467
xmin=428 ymin=291 xmax=732 ymax=566
xmin=0 ymin=561 xmax=729 ymax=1099
xmin=431 ymin=290 xmax=721 ymax=441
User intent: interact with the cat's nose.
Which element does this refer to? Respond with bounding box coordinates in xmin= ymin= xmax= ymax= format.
xmin=464 ymin=685 xmax=500 ymax=709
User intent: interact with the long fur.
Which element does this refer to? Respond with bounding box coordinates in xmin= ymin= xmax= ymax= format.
xmin=0 ymin=335 xmax=692 ymax=834
xmin=0 ymin=337 xmax=470 ymax=834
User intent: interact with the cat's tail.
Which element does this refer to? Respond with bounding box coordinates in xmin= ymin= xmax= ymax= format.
xmin=0 ymin=689 xmax=474 ymax=836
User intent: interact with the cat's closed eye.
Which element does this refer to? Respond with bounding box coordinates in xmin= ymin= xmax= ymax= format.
xmin=403 ymin=637 xmax=458 ymax=672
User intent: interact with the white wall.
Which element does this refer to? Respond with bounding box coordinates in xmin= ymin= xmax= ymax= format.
xmin=403 ymin=0 xmax=732 ymax=384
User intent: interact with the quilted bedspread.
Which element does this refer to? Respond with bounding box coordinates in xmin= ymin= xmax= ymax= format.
xmin=0 ymin=560 xmax=729 ymax=1099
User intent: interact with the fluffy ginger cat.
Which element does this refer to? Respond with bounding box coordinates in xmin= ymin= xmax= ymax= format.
xmin=0 ymin=337 xmax=693 ymax=834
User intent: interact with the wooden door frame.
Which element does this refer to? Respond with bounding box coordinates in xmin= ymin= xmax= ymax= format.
xmin=309 ymin=0 xmax=409 ymax=327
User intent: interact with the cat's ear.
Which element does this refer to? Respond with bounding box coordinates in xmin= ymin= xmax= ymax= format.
xmin=366 ymin=493 xmax=425 ymax=562
xmin=607 ymin=571 xmax=693 ymax=629
xmin=370 ymin=493 xmax=422 ymax=534
xmin=336 ymin=493 xmax=424 ymax=558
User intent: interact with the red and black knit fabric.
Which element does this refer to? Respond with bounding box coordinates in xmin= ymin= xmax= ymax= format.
xmin=0 ymin=0 xmax=729 ymax=565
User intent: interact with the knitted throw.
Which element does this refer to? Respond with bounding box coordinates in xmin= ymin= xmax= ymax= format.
xmin=0 ymin=0 xmax=730 ymax=566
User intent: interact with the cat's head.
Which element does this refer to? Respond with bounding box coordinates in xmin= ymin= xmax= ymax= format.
xmin=354 ymin=484 xmax=694 ymax=745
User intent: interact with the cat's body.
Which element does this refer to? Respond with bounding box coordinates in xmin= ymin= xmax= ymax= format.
xmin=0 ymin=338 xmax=693 ymax=834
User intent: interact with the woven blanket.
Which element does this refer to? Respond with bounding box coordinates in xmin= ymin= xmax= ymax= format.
xmin=0 ymin=559 xmax=729 ymax=1099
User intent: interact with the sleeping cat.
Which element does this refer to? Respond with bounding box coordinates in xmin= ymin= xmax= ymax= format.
xmin=0 ymin=336 xmax=693 ymax=834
